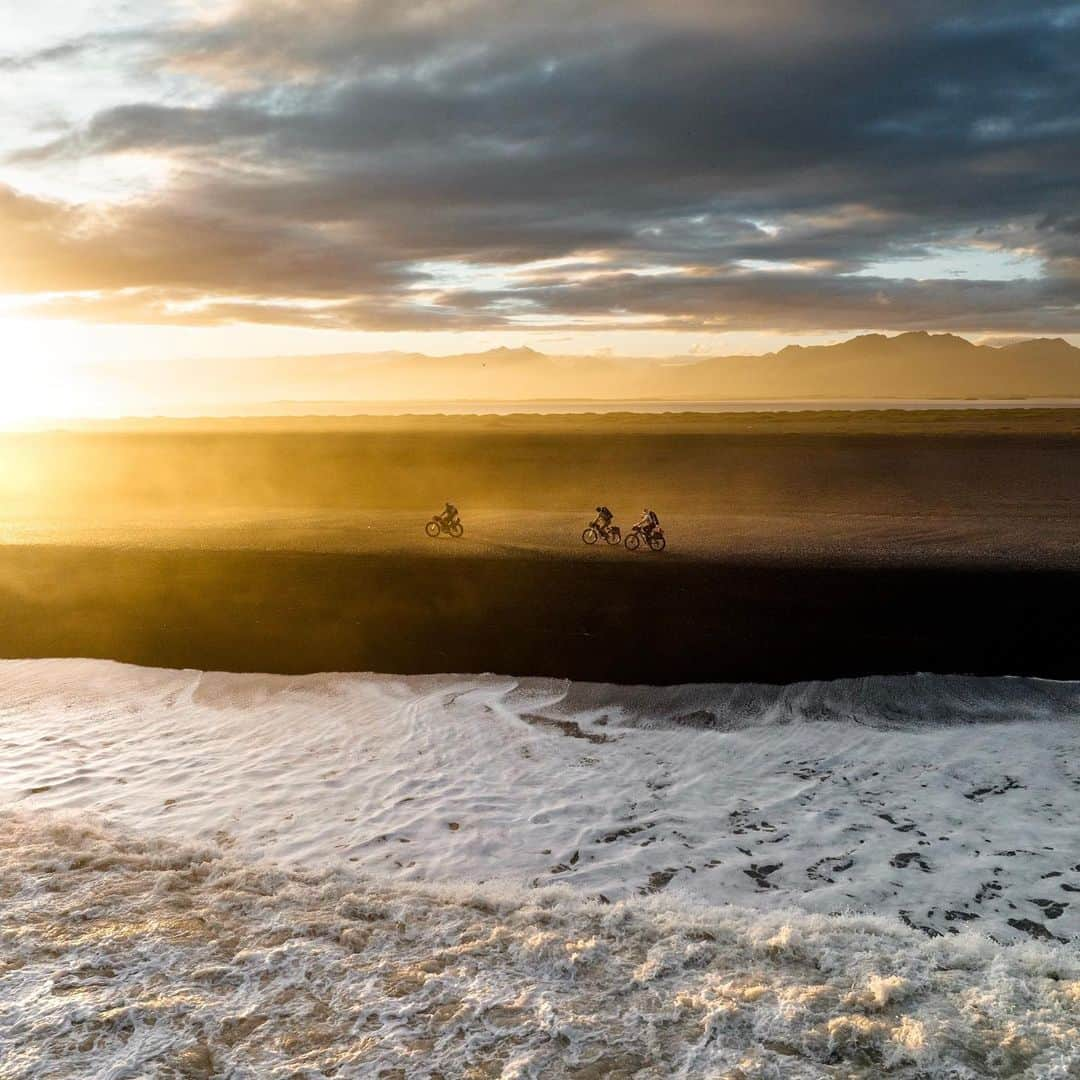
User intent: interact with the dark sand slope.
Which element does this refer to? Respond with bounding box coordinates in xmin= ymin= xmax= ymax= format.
xmin=1 ymin=545 xmax=1077 ymax=684
xmin=1 ymin=412 xmax=1077 ymax=683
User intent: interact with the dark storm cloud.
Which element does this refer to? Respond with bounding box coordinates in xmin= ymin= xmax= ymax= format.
xmin=7 ymin=0 xmax=1080 ymax=331
xmin=446 ymin=270 xmax=1080 ymax=334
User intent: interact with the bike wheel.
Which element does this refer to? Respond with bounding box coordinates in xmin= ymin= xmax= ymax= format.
xmin=425 ymin=520 xmax=441 ymax=538
xmin=582 ymin=527 xmax=599 ymax=545
xmin=648 ymin=533 xmax=666 ymax=552
xmin=449 ymin=521 xmax=464 ymax=538
xmin=624 ymin=531 xmax=641 ymax=551
xmin=606 ymin=528 xmax=622 ymax=545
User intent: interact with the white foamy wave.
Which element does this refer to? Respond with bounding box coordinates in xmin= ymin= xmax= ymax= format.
xmin=1 ymin=659 xmax=1079 ymax=945
xmin=2 ymin=812 xmax=1079 ymax=1079
xmin=541 ymin=671 xmax=1080 ymax=731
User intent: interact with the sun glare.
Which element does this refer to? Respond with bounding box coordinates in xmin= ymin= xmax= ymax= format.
xmin=0 ymin=318 xmax=97 ymax=425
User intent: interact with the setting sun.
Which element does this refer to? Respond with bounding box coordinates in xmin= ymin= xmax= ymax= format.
xmin=0 ymin=318 xmax=101 ymax=423
xmin=0 ymin=320 xmax=60 ymax=422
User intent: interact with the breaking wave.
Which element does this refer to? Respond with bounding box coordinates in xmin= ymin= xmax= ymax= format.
xmin=536 ymin=671 xmax=1080 ymax=731
xmin=3 ymin=812 xmax=1079 ymax=1079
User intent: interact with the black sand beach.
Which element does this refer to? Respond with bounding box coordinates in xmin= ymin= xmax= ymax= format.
xmin=1 ymin=542 xmax=1077 ymax=683
xmin=1 ymin=412 xmax=1076 ymax=683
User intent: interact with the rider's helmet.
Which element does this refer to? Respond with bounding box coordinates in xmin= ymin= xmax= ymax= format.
xmin=596 ymin=506 xmax=602 ymax=513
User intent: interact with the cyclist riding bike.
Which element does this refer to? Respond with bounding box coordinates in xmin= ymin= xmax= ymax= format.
xmin=592 ymin=505 xmax=614 ymax=535
xmin=634 ymin=508 xmax=660 ymax=536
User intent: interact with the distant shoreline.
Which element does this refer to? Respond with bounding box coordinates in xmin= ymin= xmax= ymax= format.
xmin=211 ymin=395 xmax=1080 ymax=415
xmin=11 ymin=403 xmax=1080 ymax=436
xmin=14 ymin=396 xmax=1080 ymax=427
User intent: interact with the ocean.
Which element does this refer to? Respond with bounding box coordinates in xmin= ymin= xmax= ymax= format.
xmin=2 ymin=660 xmax=1078 ymax=1076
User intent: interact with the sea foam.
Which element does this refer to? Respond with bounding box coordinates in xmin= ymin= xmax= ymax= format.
xmin=1 ymin=659 xmax=1079 ymax=1076
xmin=2 ymin=811 xmax=1079 ymax=1079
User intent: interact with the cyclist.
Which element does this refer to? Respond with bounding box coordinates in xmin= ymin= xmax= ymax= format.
xmin=592 ymin=504 xmax=614 ymax=537
xmin=635 ymin=507 xmax=660 ymax=537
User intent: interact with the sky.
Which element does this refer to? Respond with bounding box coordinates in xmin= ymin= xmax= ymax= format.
xmin=1 ymin=0 xmax=1080 ymax=410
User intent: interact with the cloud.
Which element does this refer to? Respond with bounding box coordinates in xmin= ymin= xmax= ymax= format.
xmin=0 ymin=41 xmax=89 ymax=71
xmin=444 ymin=268 xmax=1080 ymax=334
xmin=3 ymin=0 xmax=1080 ymax=333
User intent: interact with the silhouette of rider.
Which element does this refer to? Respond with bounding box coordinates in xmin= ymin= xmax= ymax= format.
xmin=592 ymin=505 xmax=614 ymax=534
xmin=635 ymin=508 xmax=660 ymax=536
xmin=439 ymin=501 xmax=459 ymax=528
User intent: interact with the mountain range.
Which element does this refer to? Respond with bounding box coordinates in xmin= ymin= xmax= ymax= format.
xmin=90 ymin=333 xmax=1080 ymax=414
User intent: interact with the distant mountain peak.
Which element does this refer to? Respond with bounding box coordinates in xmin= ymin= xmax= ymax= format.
xmin=471 ymin=345 xmax=544 ymax=366
xmin=889 ymin=331 xmax=973 ymax=346
xmin=1001 ymin=336 xmax=1077 ymax=355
